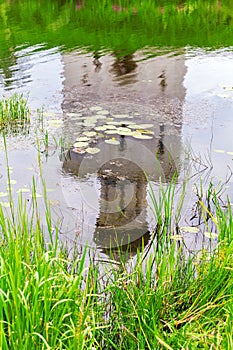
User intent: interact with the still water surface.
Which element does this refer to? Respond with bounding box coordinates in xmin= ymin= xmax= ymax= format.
xmin=0 ymin=1 xmax=233 ymax=261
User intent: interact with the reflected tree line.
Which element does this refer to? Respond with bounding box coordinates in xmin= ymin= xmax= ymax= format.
xmin=0 ymin=0 xmax=233 ymax=86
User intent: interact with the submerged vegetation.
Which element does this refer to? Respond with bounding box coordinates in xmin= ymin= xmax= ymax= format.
xmin=0 ymin=94 xmax=30 ymax=132
xmin=0 ymin=137 xmax=233 ymax=348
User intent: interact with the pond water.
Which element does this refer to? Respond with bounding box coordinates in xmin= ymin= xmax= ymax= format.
xmin=0 ymin=1 xmax=233 ymax=261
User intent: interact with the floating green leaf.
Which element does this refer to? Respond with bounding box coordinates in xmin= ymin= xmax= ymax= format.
xmin=7 ymin=179 xmax=17 ymax=185
xmin=75 ymin=136 xmax=90 ymax=142
xmin=67 ymin=112 xmax=82 ymax=117
xmin=16 ymin=188 xmax=30 ymax=193
xmin=106 ymin=121 xmax=123 ymax=126
xmin=48 ymin=119 xmax=63 ymax=127
xmin=105 ymin=125 xmax=117 ymax=129
xmin=72 ymin=148 xmax=86 ymax=154
xmin=120 ymin=120 xmax=137 ymax=125
xmin=105 ymin=130 xmax=118 ymax=135
xmin=73 ymin=141 xmax=89 ymax=148
xmin=86 ymin=147 xmax=101 ymax=154
xmin=132 ymin=133 xmax=153 ymax=140
xmin=118 ymin=127 xmax=131 ymax=132
xmin=129 ymin=123 xmax=154 ymax=129
xmin=90 ymin=106 xmax=103 ymax=111
xmin=180 ymin=226 xmax=200 ymax=233
xmin=95 ymin=126 xmax=108 ymax=131
xmin=214 ymin=149 xmax=225 ymax=153
xmin=0 ymin=202 xmax=10 ymax=208
xmin=0 ymin=192 xmax=8 ymax=197
xmin=117 ymin=130 xmax=134 ymax=136
xmin=170 ymin=235 xmax=183 ymax=241
xmin=97 ymin=110 xmax=109 ymax=115
xmin=31 ymin=193 xmax=42 ymax=198
xmin=204 ymin=231 xmax=218 ymax=239
xmin=49 ymin=199 xmax=60 ymax=206
xmin=105 ymin=139 xmax=120 ymax=145
xmin=112 ymin=114 xmax=133 ymax=119
xmin=83 ymin=131 xmax=97 ymax=137
xmin=217 ymin=94 xmax=230 ymax=98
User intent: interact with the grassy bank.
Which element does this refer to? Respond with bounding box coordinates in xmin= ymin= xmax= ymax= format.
xmin=0 ymin=170 xmax=233 ymax=349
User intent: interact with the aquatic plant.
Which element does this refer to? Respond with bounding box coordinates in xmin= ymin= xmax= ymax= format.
xmin=0 ymin=160 xmax=233 ymax=348
xmin=0 ymin=94 xmax=30 ymax=132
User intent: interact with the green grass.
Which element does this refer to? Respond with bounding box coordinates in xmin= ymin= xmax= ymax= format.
xmin=0 ymin=94 xmax=30 ymax=132
xmin=0 ymin=161 xmax=233 ymax=349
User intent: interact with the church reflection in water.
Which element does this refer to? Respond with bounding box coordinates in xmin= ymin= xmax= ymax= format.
xmin=62 ymin=49 xmax=186 ymax=260
xmin=62 ymin=127 xmax=181 ymax=260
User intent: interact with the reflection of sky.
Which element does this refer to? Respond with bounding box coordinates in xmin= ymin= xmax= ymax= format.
xmin=183 ymin=51 xmax=233 ymax=199
xmin=0 ymin=45 xmax=64 ymax=112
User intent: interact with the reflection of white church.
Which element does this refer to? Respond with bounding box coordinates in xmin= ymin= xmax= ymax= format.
xmin=62 ymin=50 xmax=187 ymax=103
xmin=61 ymin=50 xmax=187 ymax=258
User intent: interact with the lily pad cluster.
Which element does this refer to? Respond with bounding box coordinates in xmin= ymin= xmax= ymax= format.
xmin=217 ymin=84 xmax=233 ymax=99
xmin=71 ymin=105 xmax=155 ymax=155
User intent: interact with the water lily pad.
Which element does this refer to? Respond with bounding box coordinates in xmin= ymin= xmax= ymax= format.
xmin=67 ymin=112 xmax=82 ymax=117
xmin=112 ymin=114 xmax=133 ymax=119
xmin=43 ymin=112 xmax=57 ymax=117
xmin=105 ymin=125 xmax=117 ymax=129
xmin=75 ymin=136 xmax=90 ymax=142
xmin=132 ymin=133 xmax=153 ymax=140
xmin=0 ymin=202 xmax=10 ymax=208
xmin=95 ymin=126 xmax=108 ymax=131
xmin=83 ymin=131 xmax=97 ymax=137
xmin=0 ymin=192 xmax=8 ymax=197
xmin=180 ymin=226 xmax=200 ymax=233
xmin=48 ymin=119 xmax=63 ymax=127
xmin=47 ymin=188 xmax=55 ymax=192
xmin=93 ymin=114 xmax=108 ymax=120
xmin=217 ymin=94 xmax=230 ymax=98
xmin=90 ymin=106 xmax=103 ymax=111
xmin=86 ymin=147 xmax=101 ymax=154
xmin=140 ymin=129 xmax=154 ymax=135
xmin=97 ymin=110 xmax=109 ymax=115
xmin=73 ymin=141 xmax=89 ymax=148
xmin=117 ymin=130 xmax=135 ymax=136
xmin=31 ymin=193 xmax=42 ymax=198
xmin=84 ymin=121 xmax=97 ymax=127
xmin=120 ymin=120 xmax=137 ymax=125
xmin=105 ymin=139 xmax=120 ymax=145
xmin=48 ymin=199 xmax=60 ymax=206
xmin=16 ymin=188 xmax=30 ymax=193
xmin=117 ymin=127 xmax=131 ymax=132
xmin=7 ymin=179 xmax=17 ymax=185
xmin=170 ymin=235 xmax=183 ymax=241
xmin=214 ymin=149 xmax=225 ymax=153
xmin=204 ymin=231 xmax=218 ymax=239
xmin=83 ymin=117 xmax=98 ymax=126
xmin=105 ymin=130 xmax=118 ymax=135
xmin=129 ymin=124 xmax=154 ymax=129
xmin=106 ymin=121 xmax=123 ymax=126
xmin=72 ymin=148 xmax=86 ymax=154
